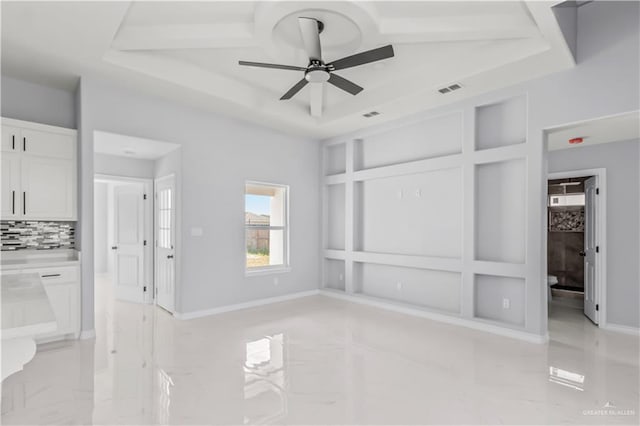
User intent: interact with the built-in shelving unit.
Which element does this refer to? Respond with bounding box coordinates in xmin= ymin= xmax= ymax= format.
xmin=322 ymin=94 xmax=532 ymax=333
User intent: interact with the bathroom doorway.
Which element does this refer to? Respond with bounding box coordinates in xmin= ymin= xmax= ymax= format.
xmin=546 ymin=169 xmax=606 ymax=326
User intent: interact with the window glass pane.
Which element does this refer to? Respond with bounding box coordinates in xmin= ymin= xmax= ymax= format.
xmin=245 ymin=182 xmax=287 ymax=270
xmin=245 ymin=194 xmax=271 ymax=226
xmin=245 ymin=229 xmax=284 ymax=268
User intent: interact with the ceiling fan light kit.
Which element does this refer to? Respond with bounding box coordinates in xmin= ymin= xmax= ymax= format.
xmin=239 ymin=16 xmax=395 ymax=117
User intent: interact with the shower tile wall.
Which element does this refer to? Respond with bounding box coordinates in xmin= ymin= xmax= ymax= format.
xmin=1 ymin=221 xmax=75 ymax=251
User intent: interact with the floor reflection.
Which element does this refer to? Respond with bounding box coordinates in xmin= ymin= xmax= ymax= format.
xmin=243 ymin=334 xmax=287 ymax=424
xmin=1 ymin=277 xmax=638 ymax=425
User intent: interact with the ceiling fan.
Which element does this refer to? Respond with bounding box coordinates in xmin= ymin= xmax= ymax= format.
xmin=239 ymin=17 xmax=394 ymax=117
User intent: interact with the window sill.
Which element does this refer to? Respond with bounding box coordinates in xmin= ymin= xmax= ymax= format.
xmin=245 ymin=266 xmax=292 ymax=277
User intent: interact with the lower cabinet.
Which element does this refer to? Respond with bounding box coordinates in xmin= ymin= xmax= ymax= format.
xmin=1 ymin=265 xmax=81 ymax=342
xmin=36 ymin=266 xmax=80 ymax=342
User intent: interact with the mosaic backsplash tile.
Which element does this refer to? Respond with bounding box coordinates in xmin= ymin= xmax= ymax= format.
xmin=1 ymin=221 xmax=75 ymax=251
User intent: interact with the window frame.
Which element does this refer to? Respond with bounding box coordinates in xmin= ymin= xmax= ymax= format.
xmin=244 ymin=180 xmax=291 ymax=276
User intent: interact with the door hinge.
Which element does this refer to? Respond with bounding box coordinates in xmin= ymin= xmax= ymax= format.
xmin=155 ymin=287 xmax=158 ymax=296
xmin=144 ymin=240 xmax=147 ymax=246
xmin=143 ymin=286 xmax=147 ymax=292
xmin=596 ymin=246 xmax=600 ymax=253
xmin=596 ymin=304 xmax=599 ymax=311
xmin=143 ymin=194 xmax=147 ymax=200
xmin=596 ymin=188 xmax=600 ymax=195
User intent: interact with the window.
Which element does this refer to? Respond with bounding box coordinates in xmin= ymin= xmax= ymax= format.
xmin=245 ymin=182 xmax=289 ymax=272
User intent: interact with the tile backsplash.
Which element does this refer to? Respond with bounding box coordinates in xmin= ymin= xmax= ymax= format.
xmin=1 ymin=221 xmax=76 ymax=251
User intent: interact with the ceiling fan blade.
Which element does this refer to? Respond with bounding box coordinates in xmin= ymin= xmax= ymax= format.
xmin=280 ymin=78 xmax=309 ymax=100
xmin=298 ymin=17 xmax=322 ymax=61
xmin=309 ymin=83 xmax=323 ymax=117
xmin=239 ymin=61 xmax=307 ymax=71
xmin=328 ymin=45 xmax=394 ymax=71
xmin=327 ymin=73 xmax=363 ymax=95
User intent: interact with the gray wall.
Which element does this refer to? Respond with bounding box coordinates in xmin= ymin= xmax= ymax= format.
xmin=77 ymin=77 xmax=321 ymax=332
xmin=549 ymin=140 xmax=640 ymax=328
xmin=322 ymin=0 xmax=640 ymax=336
xmin=1 ymin=75 xmax=76 ymax=128
xmin=94 ymin=153 xmax=155 ymax=179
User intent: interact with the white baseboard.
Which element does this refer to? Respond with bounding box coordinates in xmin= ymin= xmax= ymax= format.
xmin=602 ymin=323 xmax=640 ymax=336
xmin=79 ymin=329 xmax=96 ymax=340
xmin=175 ymin=289 xmax=321 ymax=320
xmin=320 ymin=289 xmax=549 ymax=344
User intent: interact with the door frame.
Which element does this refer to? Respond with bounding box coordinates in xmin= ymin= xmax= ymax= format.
xmin=546 ymin=168 xmax=607 ymax=328
xmin=154 ymin=173 xmax=178 ymax=313
xmin=94 ymin=174 xmax=154 ymax=304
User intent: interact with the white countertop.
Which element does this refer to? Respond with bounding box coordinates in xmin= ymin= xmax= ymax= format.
xmin=1 ymin=273 xmax=57 ymax=339
xmin=1 ymin=249 xmax=80 ymax=271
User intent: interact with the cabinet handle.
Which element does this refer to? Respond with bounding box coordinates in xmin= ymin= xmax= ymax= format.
xmin=41 ymin=274 xmax=61 ymax=278
xmin=111 ymin=246 xmax=118 ymax=250
xmin=167 ymin=255 xmax=174 ymax=259
xmin=12 ymin=191 xmax=15 ymax=214
xmin=12 ymin=135 xmax=15 ymax=150
xmin=23 ymin=192 xmax=26 ymax=215
xmin=23 ymin=137 xmax=26 ymax=152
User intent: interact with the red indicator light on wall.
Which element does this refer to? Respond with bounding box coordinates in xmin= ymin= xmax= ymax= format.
xmin=568 ymin=137 xmax=584 ymax=145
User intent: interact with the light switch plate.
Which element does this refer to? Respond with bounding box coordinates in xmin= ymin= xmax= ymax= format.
xmin=191 ymin=227 xmax=204 ymax=237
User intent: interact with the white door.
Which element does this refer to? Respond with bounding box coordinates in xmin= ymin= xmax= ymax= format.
xmin=1 ymin=153 xmax=21 ymax=219
xmin=155 ymin=175 xmax=176 ymax=313
xmin=113 ymin=184 xmax=146 ymax=303
xmin=21 ymin=156 xmax=75 ymax=220
xmin=584 ymin=177 xmax=598 ymax=324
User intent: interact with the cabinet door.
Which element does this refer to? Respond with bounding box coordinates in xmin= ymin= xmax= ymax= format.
xmin=2 ymin=126 xmax=20 ymax=152
xmin=42 ymin=283 xmax=73 ymax=335
xmin=1 ymin=153 xmax=21 ymax=219
xmin=21 ymin=156 xmax=75 ymax=220
xmin=21 ymin=129 xmax=75 ymax=159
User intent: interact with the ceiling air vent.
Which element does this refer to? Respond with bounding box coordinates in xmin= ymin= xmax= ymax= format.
xmin=363 ymin=111 xmax=380 ymax=118
xmin=438 ymin=83 xmax=463 ymax=94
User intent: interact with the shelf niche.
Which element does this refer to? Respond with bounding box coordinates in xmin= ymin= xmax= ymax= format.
xmin=353 ymin=168 xmax=463 ymax=258
xmin=324 ymin=259 xmax=346 ymax=291
xmin=353 ymin=262 xmax=461 ymax=314
xmin=474 ymin=274 xmax=525 ymax=326
xmin=354 ymin=112 xmax=463 ymax=171
xmin=475 ymin=95 xmax=527 ymax=150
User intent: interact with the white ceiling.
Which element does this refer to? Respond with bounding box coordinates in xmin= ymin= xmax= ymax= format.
xmin=547 ymin=111 xmax=640 ymax=151
xmin=94 ymin=130 xmax=180 ymax=160
xmin=1 ymin=1 xmax=575 ymax=138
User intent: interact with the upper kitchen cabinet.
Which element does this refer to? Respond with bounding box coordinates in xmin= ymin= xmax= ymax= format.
xmin=1 ymin=118 xmax=77 ymax=221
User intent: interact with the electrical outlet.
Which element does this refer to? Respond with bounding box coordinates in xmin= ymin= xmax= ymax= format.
xmin=415 ymin=189 xmax=421 ymax=197
xmin=397 ymin=190 xmax=403 ymax=200
xmin=274 ymin=277 xmax=279 ymax=286
xmin=502 ymin=298 xmax=510 ymax=309
xmin=339 ymin=273 xmax=344 ymax=281
xmin=396 ymin=281 xmax=402 ymax=290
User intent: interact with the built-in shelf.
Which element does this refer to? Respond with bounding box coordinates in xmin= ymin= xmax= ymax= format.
xmin=475 ymin=95 xmax=527 ymax=151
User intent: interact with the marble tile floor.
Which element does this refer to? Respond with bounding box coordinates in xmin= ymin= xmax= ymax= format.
xmin=2 ymin=276 xmax=638 ymax=425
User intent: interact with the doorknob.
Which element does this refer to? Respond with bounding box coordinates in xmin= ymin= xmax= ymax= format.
xmin=111 ymin=246 xmax=118 ymax=250
xmin=579 ymin=251 xmax=586 ymax=257
xmin=167 ymin=255 xmax=174 ymax=259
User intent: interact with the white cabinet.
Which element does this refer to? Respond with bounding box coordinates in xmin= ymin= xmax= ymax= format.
xmin=1 ymin=153 xmax=21 ymax=218
xmin=21 ymin=156 xmax=75 ymax=220
xmin=1 ymin=125 xmax=20 ymax=152
xmin=1 ymin=118 xmax=77 ymax=221
xmin=0 ymin=265 xmax=81 ymax=342
xmin=37 ymin=266 xmax=80 ymax=341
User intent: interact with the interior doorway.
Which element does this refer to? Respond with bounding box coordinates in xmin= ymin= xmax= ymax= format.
xmin=94 ymin=175 xmax=153 ymax=304
xmin=154 ymin=174 xmax=176 ymax=313
xmin=92 ymin=130 xmax=181 ymax=317
xmin=546 ymin=171 xmax=603 ymax=325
